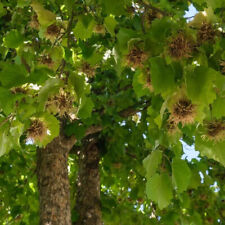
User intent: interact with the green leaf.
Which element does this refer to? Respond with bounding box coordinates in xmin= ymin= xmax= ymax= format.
xmin=212 ymin=97 xmax=225 ymax=119
xmin=17 ymin=0 xmax=31 ymax=7
xmin=195 ymin=131 xmax=225 ymax=167
xmin=0 ymin=63 xmax=27 ymax=88
xmin=100 ymin=0 xmax=126 ymax=15
xmin=172 ymin=158 xmax=191 ymax=193
xmin=0 ymin=87 xmax=17 ymax=114
xmin=3 ymin=30 xmax=23 ymax=48
xmin=149 ymin=57 xmax=176 ymax=96
xmin=143 ymin=150 xmax=162 ymax=179
xmin=207 ymin=0 xmax=225 ymax=9
xmin=73 ymin=15 xmax=95 ymax=40
xmin=0 ymin=3 xmax=6 ymax=18
xmin=38 ymin=78 xmax=62 ymax=109
xmin=0 ymin=130 xmax=13 ymax=157
xmin=31 ymin=1 xmax=56 ymax=27
xmin=116 ymin=28 xmax=137 ymax=52
xmin=148 ymin=18 xmax=172 ymax=42
xmin=29 ymin=68 xmax=50 ymax=84
xmin=36 ymin=113 xmax=60 ymax=147
xmin=188 ymin=168 xmax=201 ymax=189
xmin=78 ymin=96 xmax=94 ymax=119
xmin=146 ymin=173 xmax=173 ymax=209
xmin=9 ymin=120 xmax=24 ymax=148
xmin=104 ymin=16 xmax=117 ymax=36
xmin=65 ymin=122 xmax=86 ymax=139
xmin=69 ymin=73 xmax=85 ymax=99
xmin=185 ymin=66 xmax=218 ymax=105
xmin=132 ymin=70 xmax=151 ymax=98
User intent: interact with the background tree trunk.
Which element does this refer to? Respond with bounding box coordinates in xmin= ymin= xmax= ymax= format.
xmin=75 ymin=139 xmax=102 ymax=225
xmin=37 ymin=135 xmax=75 ymax=225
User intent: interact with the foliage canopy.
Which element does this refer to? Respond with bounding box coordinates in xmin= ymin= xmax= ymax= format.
xmin=1 ymin=0 xmax=225 ymax=224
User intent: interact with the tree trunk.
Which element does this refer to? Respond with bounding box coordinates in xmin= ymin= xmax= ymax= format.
xmin=75 ymin=139 xmax=102 ymax=225
xmin=37 ymin=135 xmax=76 ymax=225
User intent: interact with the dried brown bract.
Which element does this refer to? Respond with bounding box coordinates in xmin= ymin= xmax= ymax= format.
xmin=171 ymin=98 xmax=195 ymax=125
xmin=168 ymin=33 xmax=193 ymax=59
xmin=27 ymin=119 xmax=47 ymax=142
xmin=197 ymin=23 xmax=216 ymax=43
xmin=205 ymin=120 xmax=225 ymax=142
xmin=81 ymin=62 xmax=96 ymax=78
xmin=126 ymin=47 xmax=148 ymax=68
xmin=29 ymin=14 xmax=39 ymax=30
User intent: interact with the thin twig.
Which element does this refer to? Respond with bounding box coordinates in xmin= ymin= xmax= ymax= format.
xmin=0 ymin=114 xmax=14 ymax=128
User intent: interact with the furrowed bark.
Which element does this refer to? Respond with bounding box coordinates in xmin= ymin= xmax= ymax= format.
xmin=37 ymin=135 xmax=76 ymax=225
xmin=75 ymin=139 xmax=102 ymax=225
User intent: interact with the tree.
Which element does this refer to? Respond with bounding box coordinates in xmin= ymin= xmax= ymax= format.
xmin=1 ymin=0 xmax=225 ymax=224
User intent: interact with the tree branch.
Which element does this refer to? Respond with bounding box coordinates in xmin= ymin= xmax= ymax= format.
xmin=119 ymin=100 xmax=151 ymax=117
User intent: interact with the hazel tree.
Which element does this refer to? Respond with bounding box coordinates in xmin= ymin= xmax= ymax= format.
xmin=1 ymin=0 xmax=225 ymax=225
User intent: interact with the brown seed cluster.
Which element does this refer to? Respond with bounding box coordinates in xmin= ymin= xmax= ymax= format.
xmin=171 ymin=98 xmax=195 ymax=125
xmin=81 ymin=62 xmax=96 ymax=78
xmin=39 ymin=55 xmax=54 ymax=69
xmin=11 ymin=87 xmax=27 ymax=94
xmin=197 ymin=23 xmax=216 ymax=43
xmin=167 ymin=119 xmax=178 ymax=134
xmin=144 ymin=71 xmax=153 ymax=92
xmin=46 ymin=89 xmax=74 ymax=117
xmin=27 ymin=119 xmax=47 ymax=142
xmin=126 ymin=47 xmax=148 ymax=68
xmin=205 ymin=120 xmax=225 ymax=142
xmin=220 ymin=61 xmax=225 ymax=74
xmin=45 ymin=23 xmax=61 ymax=42
xmin=93 ymin=24 xmax=105 ymax=34
xmin=126 ymin=6 xmax=135 ymax=14
xmin=29 ymin=14 xmax=39 ymax=30
xmin=168 ymin=33 xmax=193 ymax=59
xmin=144 ymin=9 xmax=163 ymax=26
xmin=47 ymin=23 xmax=61 ymax=36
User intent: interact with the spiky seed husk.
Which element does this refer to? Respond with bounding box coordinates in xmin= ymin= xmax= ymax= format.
xmin=197 ymin=23 xmax=216 ymax=43
xmin=93 ymin=24 xmax=105 ymax=34
xmin=205 ymin=120 xmax=225 ymax=142
xmin=45 ymin=23 xmax=61 ymax=42
xmin=171 ymin=98 xmax=195 ymax=125
xmin=168 ymin=33 xmax=193 ymax=59
xmin=46 ymin=89 xmax=74 ymax=117
xmin=27 ymin=119 xmax=47 ymax=142
xmin=39 ymin=55 xmax=54 ymax=69
xmin=81 ymin=62 xmax=96 ymax=78
xmin=144 ymin=9 xmax=163 ymax=26
xmin=126 ymin=47 xmax=148 ymax=68
xmin=29 ymin=14 xmax=39 ymax=30
xmin=167 ymin=119 xmax=179 ymax=134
